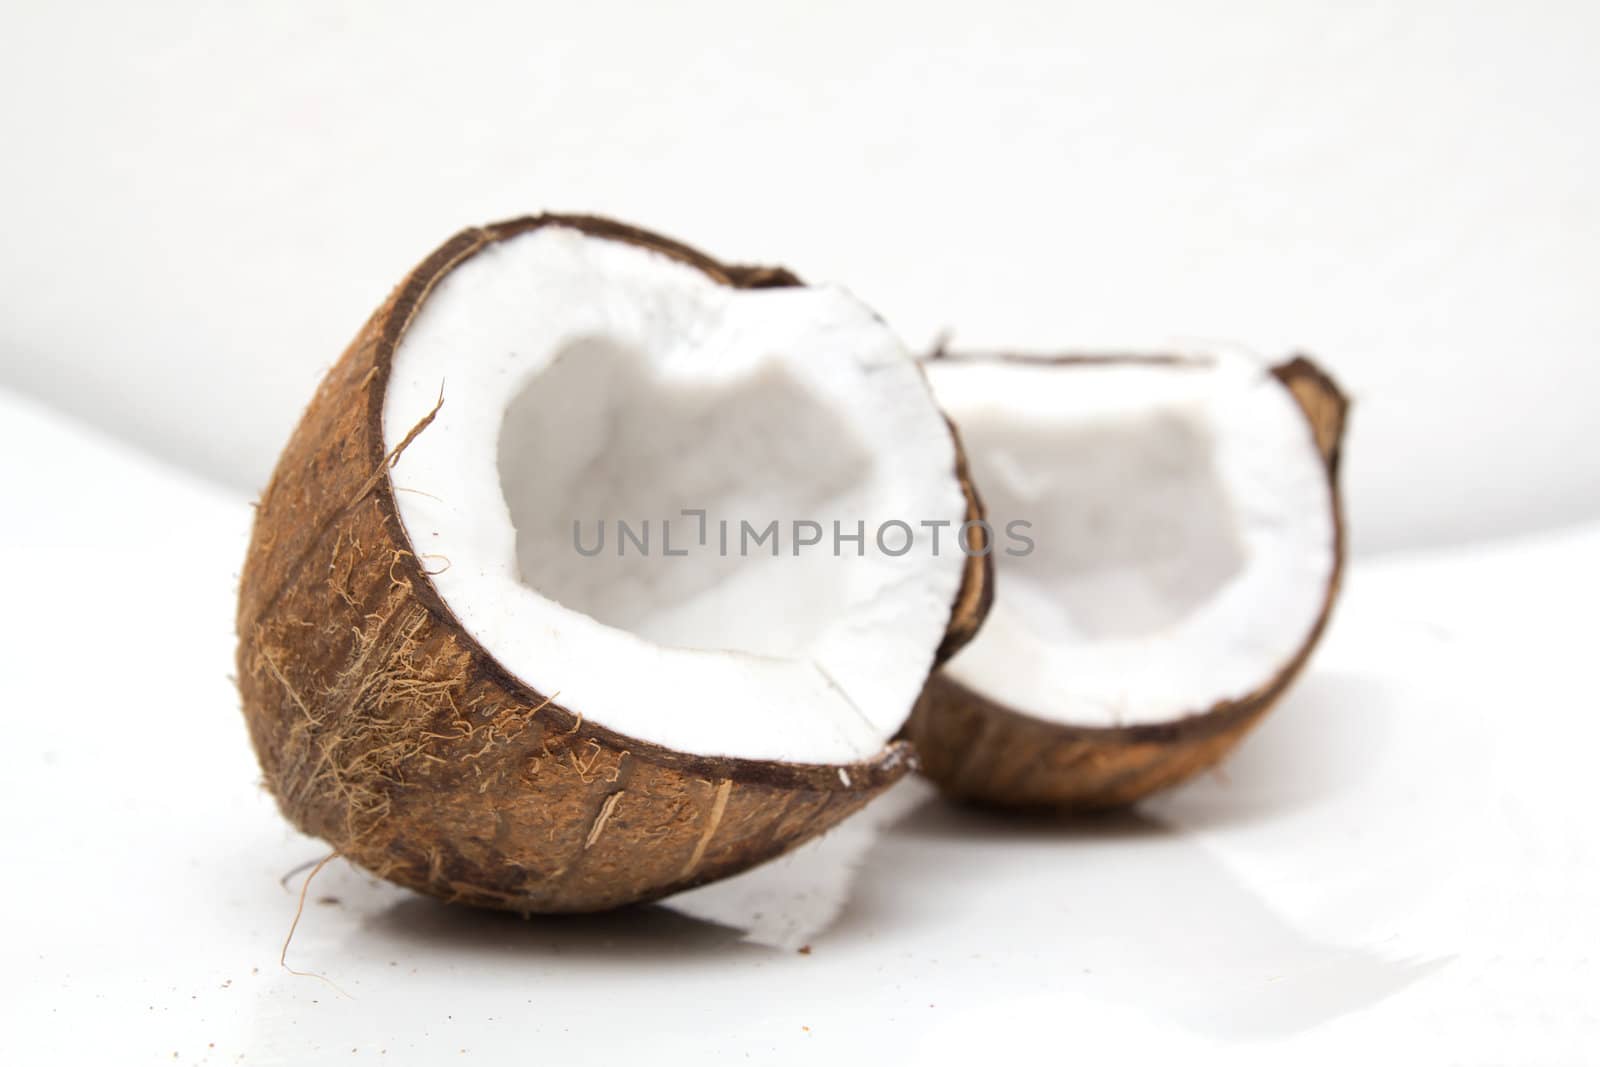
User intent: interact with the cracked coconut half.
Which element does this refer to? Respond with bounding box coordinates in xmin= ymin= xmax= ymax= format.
xmin=905 ymin=349 xmax=1346 ymax=809
xmin=236 ymin=216 xmax=987 ymax=912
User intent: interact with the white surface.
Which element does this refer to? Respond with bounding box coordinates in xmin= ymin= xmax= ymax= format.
xmin=3 ymin=384 xmax=1596 ymax=1062
xmin=385 ymin=224 xmax=967 ymax=763
xmin=3 ymin=1 xmax=1600 ymax=552
xmin=928 ymin=352 xmax=1336 ymax=726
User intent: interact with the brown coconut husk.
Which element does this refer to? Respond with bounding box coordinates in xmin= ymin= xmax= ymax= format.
xmin=902 ymin=354 xmax=1347 ymax=810
xmin=236 ymin=215 xmax=990 ymax=912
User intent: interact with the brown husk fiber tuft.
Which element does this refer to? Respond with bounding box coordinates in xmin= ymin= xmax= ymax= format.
xmin=236 ymin=215 xmax=989 ymax=912
xmin=902 ymin=353 xmax=1348 ymax=810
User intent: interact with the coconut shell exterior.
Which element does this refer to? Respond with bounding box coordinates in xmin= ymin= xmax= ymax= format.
xmin=903 ymin=354 xmax=1347 ymax=810
xmin=236 ymin=214 xmax=989 ymax=912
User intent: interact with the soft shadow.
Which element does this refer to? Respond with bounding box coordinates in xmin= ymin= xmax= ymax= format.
xmin=892 ymin=794 xmax=1174 ymax=841
xmin=258 ymin=669 xmax=1410 ymax=1032
xmin=1147 ymin=670 xmax=1394 ymax=830
xmin=665 ymin=778 xmax=931 ymax=950
xmin=362 ymin=895 xmax=761 ymax=962
xmin=841 ymin=791 xmax=1444 ymax=1040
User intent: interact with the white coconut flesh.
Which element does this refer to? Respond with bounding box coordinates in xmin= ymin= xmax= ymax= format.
xmin=383 ymin=226 xmax=969 ymax=765
xmin=923 ymin=353 xmax=1336 ymax=729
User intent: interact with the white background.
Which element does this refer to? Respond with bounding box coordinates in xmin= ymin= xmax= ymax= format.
xmin=1 ymin=1 xmax=1596 ymax=1063
xmin=4 ymin=0 xmax=1600 ymax=552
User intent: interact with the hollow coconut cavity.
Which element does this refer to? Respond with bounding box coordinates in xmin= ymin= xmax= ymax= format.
xmin=905 ymin=350 xmax=1346 ymax=809
xmin=236 ymin=216 xmax=986 ymax=912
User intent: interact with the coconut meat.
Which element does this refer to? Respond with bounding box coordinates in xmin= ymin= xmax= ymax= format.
xmin=383 ymin=226 xmax=969 ymax=765
xmin=924 ymin=353 xmax=1336 ymax=729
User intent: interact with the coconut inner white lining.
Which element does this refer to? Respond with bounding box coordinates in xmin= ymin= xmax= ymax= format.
xmin=925 ymin=354 xmax=1335 ymax=728
xmin=384 ymin=226 xmax=968 ymax=764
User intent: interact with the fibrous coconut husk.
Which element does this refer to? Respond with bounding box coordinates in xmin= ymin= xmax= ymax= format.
xmin=236 ymin=215 xmax=989 ymax=912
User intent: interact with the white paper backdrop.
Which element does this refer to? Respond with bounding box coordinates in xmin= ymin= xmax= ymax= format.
xmin=3 ymin=0 xmax=1597 ymax=554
